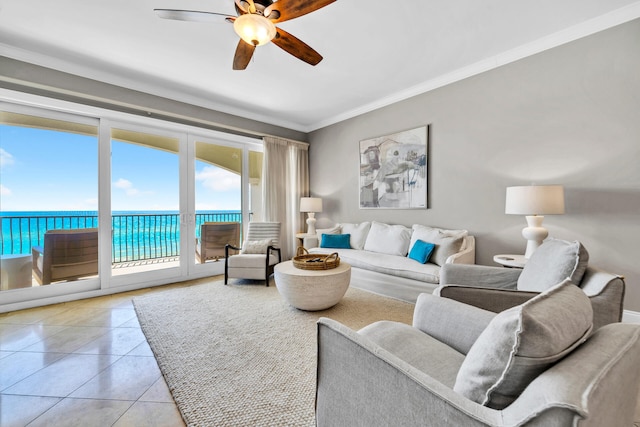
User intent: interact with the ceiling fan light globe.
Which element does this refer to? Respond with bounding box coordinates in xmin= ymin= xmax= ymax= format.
xmin=233 ymin=14 xmax=276 ymax=46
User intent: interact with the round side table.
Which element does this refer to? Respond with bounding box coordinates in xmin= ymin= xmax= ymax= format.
xmin=1 ymin=254 xmax=33 ymax=291
xmin=493 ymin=254 xmax=527 ymax=269
xmin=274 ymin=260 xmax=351 ymax=311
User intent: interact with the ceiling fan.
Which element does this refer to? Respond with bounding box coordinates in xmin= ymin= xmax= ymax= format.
xmin=155 ymin=0 xmax=336 ymax=70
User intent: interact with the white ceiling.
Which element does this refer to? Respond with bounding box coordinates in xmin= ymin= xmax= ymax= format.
xmin=1 ymin=0 xmax=640 ymax=133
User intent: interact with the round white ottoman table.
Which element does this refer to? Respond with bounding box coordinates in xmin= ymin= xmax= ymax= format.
xmin=274 ymin=260 xmax=351 ymax=311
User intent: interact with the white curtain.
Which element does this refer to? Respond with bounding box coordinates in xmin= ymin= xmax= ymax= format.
xmin=262 ymin=136 xmax=309 ymax=260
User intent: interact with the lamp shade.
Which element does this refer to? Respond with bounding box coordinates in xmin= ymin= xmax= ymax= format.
xmin=233 ymin=14 xmax=276 ymax=46
xmin=300 ymin=197 xmax=323 ymax=213
xmin=505 ymin=185 xmax=565 ymax=215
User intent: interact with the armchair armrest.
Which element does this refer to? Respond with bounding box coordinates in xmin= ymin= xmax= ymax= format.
xmin=267 ymin=245 xmax=281 ymax=263
xmin=579 ymin=267 xmax=625 ymax=329
xmin=224 ymin=243 xmax=242 ymax=258
xmin=440 ymin=263 xmax=520 ymax=289
xmin=434 ymin=286 xmax=538 ymax=314
xmin=446 ymin=236 xmax=476 ymax=265
xmin=32 ymin=245 xmax=44 ymax=284
xmin=412 ymin=294 xmax=494 ymax=354
xmin=316 ymin=317 xmax=500 ymax=427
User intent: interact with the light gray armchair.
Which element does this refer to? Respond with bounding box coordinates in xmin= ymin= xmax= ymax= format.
xmin=316 ymin=285 xmax=640 ymax=427
xmin=435 ymin=239 xmax=625 ymax=331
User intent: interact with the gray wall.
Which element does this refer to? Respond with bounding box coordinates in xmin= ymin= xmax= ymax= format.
xmin=308 ymin=19 xmax=640 ymax=312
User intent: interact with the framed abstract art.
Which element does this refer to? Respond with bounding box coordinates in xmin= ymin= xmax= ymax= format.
xmin=359 ymin=125 xmax=428 ymax=209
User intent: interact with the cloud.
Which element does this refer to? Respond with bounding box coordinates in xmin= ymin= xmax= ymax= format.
xmin=0 ymin=184 xmax=12 ymax=196
xmin=0 ymin=148 xmax=15 ymax=168
xmin=113 ymin=178 xmax=140 ymax=196
xmin=195 ymin=166 xmax=241 ymax=192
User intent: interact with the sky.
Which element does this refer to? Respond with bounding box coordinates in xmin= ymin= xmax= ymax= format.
xmin=0 ymin=125 xmax=242 ymax=212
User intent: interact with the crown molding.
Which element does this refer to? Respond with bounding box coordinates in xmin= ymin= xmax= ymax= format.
xmin=307 ymin=3 xmax=640 ymax=132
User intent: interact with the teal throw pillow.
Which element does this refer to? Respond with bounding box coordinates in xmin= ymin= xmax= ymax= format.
xmin=409 ymin=240 xmax=436 ymax=264
xmin=321 ymin=233 xmax=351 ymax=249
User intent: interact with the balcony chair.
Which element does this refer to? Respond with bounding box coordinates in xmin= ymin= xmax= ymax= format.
xmin=196 ymin=222 xmax=240 ymax=263
xmin=32 ymin=228 xmax=99 ymax=285
xmin=224 ymin=222 xmax=281 ymax=286
xmin=434 ymin=238 xmax=625 ymax=331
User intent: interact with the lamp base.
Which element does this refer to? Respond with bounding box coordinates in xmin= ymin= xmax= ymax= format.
xmin=306 ymin=213 xmax=317 ymax=235
xmin=522 ymin=215 xmax=548 ymax=259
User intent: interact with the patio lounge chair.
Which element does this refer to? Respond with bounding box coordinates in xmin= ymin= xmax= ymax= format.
xmin=32 ymin=228 xmax=99 ymax=285
xmin=196 ymin=222 xmax=241 ymax=263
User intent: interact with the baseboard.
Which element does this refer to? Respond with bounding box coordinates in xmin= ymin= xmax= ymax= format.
xmin=623 ymin=310 xmax=640 ymax=324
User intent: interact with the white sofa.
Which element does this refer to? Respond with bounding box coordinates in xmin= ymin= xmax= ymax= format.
xmin=306 ymin=221 xmax=475 ymax=302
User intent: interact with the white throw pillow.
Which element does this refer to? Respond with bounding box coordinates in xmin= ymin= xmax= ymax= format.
xmin=315 ymin=225 xmax=341 ymax=242
xmin=363 ymin=221 xmax=412 ymax=256
xmin=410 ymin=225 xmax=467 ymax=266
xmin=241 ymin=239 xmax=272 ymax=254
xmin=339 ymin=222 xmax=371 ymax=250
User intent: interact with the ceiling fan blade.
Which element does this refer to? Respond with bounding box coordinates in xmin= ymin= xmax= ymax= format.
xmin=264 ymin=0 xmax=336 ymax=23
xmin=233 ymin=40 xmax=256 ymax=70
xmin=234 ymin=0 xmax=248 ymax=14
xmin=272 ymin=28 xmax=322 ymax=66
xmin=154 ymin=9 xmax=231 ymax=23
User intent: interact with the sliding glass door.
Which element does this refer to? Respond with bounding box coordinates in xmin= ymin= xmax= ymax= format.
xmin=1 ymin=97 xmax=263 ymax=308
xmin=0 ymin=107 xmax=101 ymax=303
xmin=109 ymin=126 xmax=184 ymax=284
xmin=190 ymin=136 xmax=262 ymax=275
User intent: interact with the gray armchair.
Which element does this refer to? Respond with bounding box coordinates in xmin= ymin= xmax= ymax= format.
xmin=316 ymin=286 xmax=640 ymax=426
xmin=435 ymin=239 xmax=625 ymax=331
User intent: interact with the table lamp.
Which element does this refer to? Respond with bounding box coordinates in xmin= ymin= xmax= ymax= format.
xmin=300 ymin=197 xmax=323 ymax=235
xmin=505 ymin=185 xmax=565 ymax=258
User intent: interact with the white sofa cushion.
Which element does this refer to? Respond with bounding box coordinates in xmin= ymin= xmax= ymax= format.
xmin=310 ymin=247 xmax=441 ymax=284
xmin=338 ymin=222 xmax=371 ymax=250
xmin=410 ymin=225 xmax=467 ymax=266
xmin=453 ymin=278 xmax=593 ymax=409
xmin=364 ymin=221 xmax=412 ymax=256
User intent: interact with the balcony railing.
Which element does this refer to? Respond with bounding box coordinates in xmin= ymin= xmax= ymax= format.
xmin=0 ymin=211 xmax=242 ymax=263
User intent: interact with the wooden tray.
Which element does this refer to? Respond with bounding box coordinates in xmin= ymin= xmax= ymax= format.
xmin=292 ymin=247 xmax=340 ymax=270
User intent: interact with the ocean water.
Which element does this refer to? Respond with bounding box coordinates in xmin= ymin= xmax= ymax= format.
xmin=0 ymin=210 xmax=242 ymax=261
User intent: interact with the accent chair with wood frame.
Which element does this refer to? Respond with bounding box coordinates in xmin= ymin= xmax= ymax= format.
xmin=224 ymin=222 xmax=281 ymax=286
xmin=196 ymin=222 xmax=240 ymax=263
xmin=32 ymin=228 xmax=99 ymax=285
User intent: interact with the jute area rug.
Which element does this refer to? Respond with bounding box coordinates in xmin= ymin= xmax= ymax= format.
xmin=133 ymin=279 xmax=414 ymax=427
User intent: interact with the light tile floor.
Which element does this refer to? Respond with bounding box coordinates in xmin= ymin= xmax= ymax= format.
xmin=0 ymin=280 xmax=205 ymax=427
xmin=2 ymin=278 xmax=640 ymax=426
